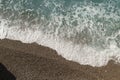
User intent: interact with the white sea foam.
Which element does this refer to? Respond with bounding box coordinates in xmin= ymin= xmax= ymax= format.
xmin=0 ymin=0 xmax=120 ymax=67
xmin=0 ymin=18 xmax=120 ymax=67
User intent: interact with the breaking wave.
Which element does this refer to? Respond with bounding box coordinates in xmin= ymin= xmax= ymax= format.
xmin=0 ymin=0 xmax=120 ymax=67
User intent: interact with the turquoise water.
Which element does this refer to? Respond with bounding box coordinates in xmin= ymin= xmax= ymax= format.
xmin=0 ymin=0 xmax=120 ymax=66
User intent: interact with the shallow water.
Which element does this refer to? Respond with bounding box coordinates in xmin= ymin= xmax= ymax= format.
xmin=0 ymin=0 xmax=120 ymax=67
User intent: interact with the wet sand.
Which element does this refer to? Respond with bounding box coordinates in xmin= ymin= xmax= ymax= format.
xmin=0 ymin=39 xmax=120 ymax=80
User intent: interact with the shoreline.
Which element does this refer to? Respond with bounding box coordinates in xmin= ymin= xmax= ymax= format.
xmin=0 ymin=39 xmax=120 ymax=80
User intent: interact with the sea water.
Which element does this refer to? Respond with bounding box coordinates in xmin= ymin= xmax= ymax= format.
xmin=0 ymin=0 xmax=120 ymax=67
